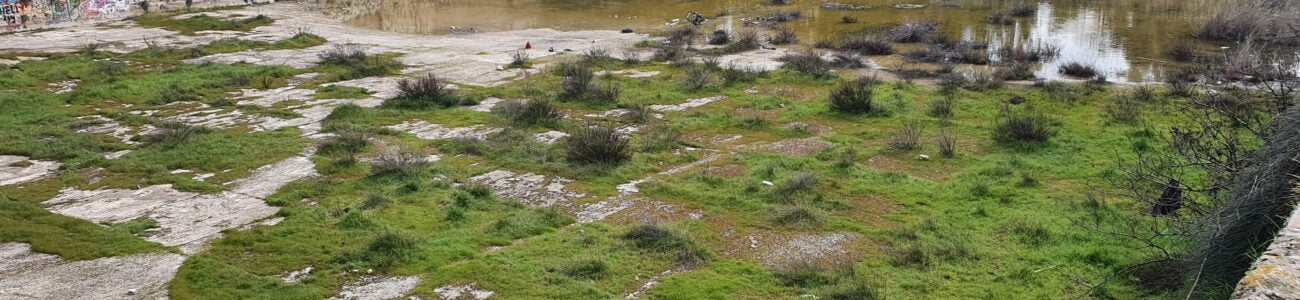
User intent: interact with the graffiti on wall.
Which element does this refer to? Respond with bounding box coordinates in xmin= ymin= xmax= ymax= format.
xmin=2 ymin=0 xmax=139 ymax=32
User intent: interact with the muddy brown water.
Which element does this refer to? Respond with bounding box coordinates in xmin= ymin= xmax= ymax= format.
xmin=345 ymin=0 xmax=1277 ymax=83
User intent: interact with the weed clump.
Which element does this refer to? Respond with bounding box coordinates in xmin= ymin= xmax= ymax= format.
xmin=890 ymin=119 xmax=924 ymax=151
xmin=148 ymin=121 xmax=210 ymax=145
xmin=385 ymin=74 xmax=463 ymax=109
xmin=317 ymin=45 xmax=402 ymax=80
xmin=353 ymin=231 xmax=420 ymax=268
xmin=1057 ymin=62 xmax=1098 ymax=78
xmin=724 ymin=29 xmax=762 ymax=53
xmin=993 ymin=62 xmax=1036 ymax=81
xmin=509 ymin=50 xmax=530 ymax=68
xmin=557 ymin=62 xmax=621 ymax=103
xmin=840 ymin=35 xmax=895 ymax=55
xmin=927 ymin=95 xmax=955 ymax=118
xmin=775 ymin=171 xmax=819 ymax=198
xmin=831 ymin=52 xmax=867 ymax=68
xmin=371 ymin=149 xmax=429 ymax=177
xmin=890 ymin=20 xmax=939 ymax=43
xmin=997 ymin=44 xmax=1059 ymax=63
xmin=779 ymin=51 xmax=833 ymax=78
xmin=904 ymin=39 xmax=989 ymax=65
xmin=320 ymin=129 xmax=370 ymax=156
xmin=1166 ymin=42 xmax=1198 ymax=62
xmin=936 ymin=126 xmax=957 ymax=157
xmin=681 ymin=65 xmax=714 ymax=91
xmin=494 ymin=99 xmax=560 ymax=126
xmin=708 ymin=30 xmax=731 ymax=45
xmin=984 ymin=12 xmax=1014 ymax=25
xmin=1008 ymin=4 xmax=1036 ymax=17
xmin=771 ymin=26 xmax=799 ymax=45
xmin=638 ymin=125 xmax=682 ymax=152
xmin=622 ymin=224 xmax=709 ymax=266
xmin=828 ymin=77 xmax=884 ymax=115
xmin=772 ymin=205 xmax=826 ymax=227
xmin=555 ymin=259 xmax=609 ymax=280
xmin=721 ymin=64 xmax=767 ymax=84
xmin=992 ymin=105 xmax=1057 ymax=144
xmin=565 ymin=124 xmax=631 ymax=166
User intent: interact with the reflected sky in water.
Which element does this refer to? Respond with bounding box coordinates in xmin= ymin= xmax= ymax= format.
xmin=343 ymin=0 xmax=1290 ymax=83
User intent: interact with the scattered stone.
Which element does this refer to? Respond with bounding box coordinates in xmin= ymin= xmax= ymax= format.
xmin=755 ymin=233 xmax=860 ymax=268
xmin=104 ymin=150 xmax=133 ymax=160
xmin=280 ymin=266 xmax=314 ymax=283
xmin=532 ymin=130 xmax=569 ymax=144
xmin=595 ymin=69 xmax=660 ymax=78
xmin=469 ymin=170 xmax=585 ymax=208
xmin=387 ymin=120 xmax=503 ymax=140
xmin=49 ymin=79 xmax=79 ymax=94
xmin=754 ymin=138 xmax=832 ymax=157
xmin=648 ymin=96 xmax=726 ymax=111
xmin=238 ymin=87 xmax=317 ymax=107
xmin=434 ymin=282 xmax=494 ymax=300
xmin=466 ymin=97 xmax=510 ymax=112
xmin=332 ymin=275 xmax=421 ymax=300
xmin=75 ymin=115 xmax=137 ymax=144
xmin=326 ymin=77 xmax=405 ymax=101
xmin=0 ymin=155 xmax=61 ymax=186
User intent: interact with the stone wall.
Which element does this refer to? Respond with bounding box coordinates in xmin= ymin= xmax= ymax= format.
xmin=1233 ymin=192 xmax=1300 ymax=300
xmin=1 ymin=0 xmax=260 ymax=33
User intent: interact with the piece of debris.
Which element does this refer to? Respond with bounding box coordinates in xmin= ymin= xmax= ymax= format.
xmin=917 ymin=154 xmax=931 ymax=161
xmin=434 ymin=282 xmax=495 ymax=300
xmin=648 ymin=96 xmax=726 ymax=111
xmin=820 ymin=2 xmax=870 ymax=10
xmin=893 ymin=3 xmax=926 ymax=9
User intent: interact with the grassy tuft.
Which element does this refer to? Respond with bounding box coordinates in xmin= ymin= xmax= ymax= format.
xmin=565 ymin=124 xmax=631 ymax=166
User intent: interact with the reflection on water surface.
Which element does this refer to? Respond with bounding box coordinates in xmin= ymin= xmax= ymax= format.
xmin=345 ymin=0 xmax=1239 ymax=82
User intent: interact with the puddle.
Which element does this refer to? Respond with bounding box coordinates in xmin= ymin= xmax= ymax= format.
xmin=342 ymin=0 xmax=1261 ymax=82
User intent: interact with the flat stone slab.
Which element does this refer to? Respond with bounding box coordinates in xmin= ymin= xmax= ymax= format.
xmin=649 ymin=96 xmax=726 ymax=112
xmin=42 ymin=156 xmax=316 ymax=252
xmin=387 ymin=120 xmax=502 ymax=141
xmin=0 ymin=243 xmax=185 ymax=300
xmin=469 ymin=170 xmax=585 ymax=208
xmin=434 ymin=282 xmax=495 ymax=300
xmin=331 ymin=275 xmax=420 ymax=300
xmin=0 ymin=155 xmax=61 ymax=186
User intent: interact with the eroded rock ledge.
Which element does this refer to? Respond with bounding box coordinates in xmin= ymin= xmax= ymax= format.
xmin=1234 ymin=201 xmax=1300 ymax=300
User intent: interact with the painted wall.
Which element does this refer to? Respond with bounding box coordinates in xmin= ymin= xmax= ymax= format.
xmin=1 ymin=0 xmax=254 ymax=33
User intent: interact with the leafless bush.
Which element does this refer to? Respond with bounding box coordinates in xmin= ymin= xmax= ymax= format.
xmin=890 ymin=118 xmax=924 ymax=151
xmin=936 ymin=126 xmax=957 ymax=157
xmin=890 ymin=20 xmax=939 ymax=43
xmin=372 ymin=149 xmax=429 ymax=177
xmin=770 ymin=26 xmax=799 ymax=45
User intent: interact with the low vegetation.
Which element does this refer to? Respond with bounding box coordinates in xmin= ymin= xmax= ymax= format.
xmin=5 ymin=12 xmax=1297 ymax=300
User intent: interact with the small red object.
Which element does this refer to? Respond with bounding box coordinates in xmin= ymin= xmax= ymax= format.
xmin=525 ymin=42 xmax=532 ymax=49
